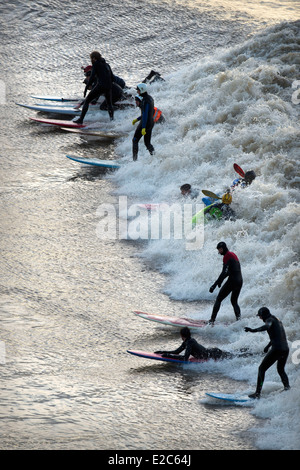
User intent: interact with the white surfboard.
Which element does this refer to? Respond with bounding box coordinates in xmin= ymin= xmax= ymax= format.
xmin=66 ymin=155 xmax=121 ymax=168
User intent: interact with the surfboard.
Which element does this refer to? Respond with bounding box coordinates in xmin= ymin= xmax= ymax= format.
xmin=29 ymin=117 xmax=87 ymax=128
xmin=31 ymin=95 xmax=80 ymax=102
xmin=61 ymin=127 xmax=125 ymax=139
xmin=66 ymin=155 xmax=121 ymax=168
xmin=233 ymin=163 xmax=245 ymax=178
xmin=133 ymin=311 xmax=208 ymax=329
xmin=205 ymin=392 xmax=253 ymax=403
xmin=127 ymin=349 xmax=208 ymax=364
xmin=16 ymin=103 xmax=81 ymax=116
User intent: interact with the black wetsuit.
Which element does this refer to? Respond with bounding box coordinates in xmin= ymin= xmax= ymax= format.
xmin=210 ymin=250 xmax=243 ymax=322
xmin=159 ymin=337 xmax=231 ymax=361
xmin=100 ymin=83 xmax=124 ymax=110
xmin=248 ymin=315 xmax=290 ymax=395
xmin=132 ymin=92 xmax=154 ymax=160
xmin=78 ymin=57 xmax=114 ymax=122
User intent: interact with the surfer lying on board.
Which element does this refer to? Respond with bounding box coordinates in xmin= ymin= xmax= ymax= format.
xmin=209 ymin=242 xmax=243 ymax=324
xmin=245 ymin=307 xmax=290 ymax=399
xmin=155 ymin=327 xmax=233 ymax=361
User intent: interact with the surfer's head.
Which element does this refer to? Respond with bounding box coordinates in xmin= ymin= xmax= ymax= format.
xmin=257 ymin=307 xmax=271 ymax=321
xmin=244 ymin=170 xmax=256 ymax=185
xmin=216 ymin=241 xmax=228 ymax=255
xmin=180 ymin=327 xmax=191 ymax=340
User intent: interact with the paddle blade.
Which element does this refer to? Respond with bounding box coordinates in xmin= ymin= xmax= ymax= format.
xmin=233 ymin=163 xmax=245 ymax=178
xmin=202 ymin=190 xmax=221 ymax=199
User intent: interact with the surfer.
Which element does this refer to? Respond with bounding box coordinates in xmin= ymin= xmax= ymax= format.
xmin=142 ymin=70 xmax=164 ymax=84
xmin=74 ymin=51 xmax=114 ymax=123
xmin=135 ymin=95 xmax=165 ymax=124
xmin=132 ymin=83 xmax=155 ymax=161
xmin=245 ymin=307 xmax=290 ymax=399
xmin=155 ymin=327 xmax=233 ymax=361
xmin=209 ymin=242 xmax=243 ymax=324
xmin=180 ymin=184 xmax=199 ymax=199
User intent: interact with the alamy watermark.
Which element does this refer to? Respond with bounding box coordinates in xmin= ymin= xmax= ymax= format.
xmin=96 ymin=196 xmax=205 ymax=250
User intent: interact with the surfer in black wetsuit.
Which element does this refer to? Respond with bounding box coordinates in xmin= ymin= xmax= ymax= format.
xmin=81 ymin=65 xmax=128 ymax=110
xmin=209 ymin=242 xmax=243 ymax=324
xmin=245 ymin=307 xmax=290 ymax=399
xmin=75 ymin=51 xmax=114 ymax=123
xmin=142 ymin=70 xmax=165 ymax=84
xmin=132 ymin=83 xmax=154 ymax=161
xmin=231 ymin=170 xmax=256 ymax=190
xmin=155 ymin=327 xmax=232 ymax=361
